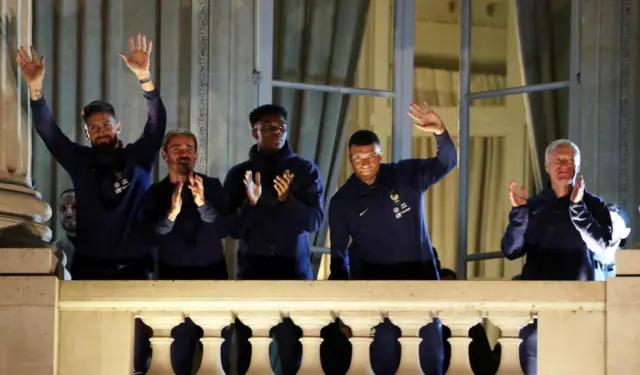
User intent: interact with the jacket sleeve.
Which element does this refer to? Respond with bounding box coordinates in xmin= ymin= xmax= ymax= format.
xmin=223 ymin=166 xmax=255 ymax=239
xmin=30 ymin=98 xmax=84 ymax=173
xmin=139 ymin=185 xmax=174 ymax=238
xmin=328 ymin=196 xmax=350 ymax=280
xmin=201 ymin=177 xmax=231 ymax=237
xmin=396 ymin=130 xmax=457 ymax=192
xmin=569 ymin=199 xmax=613 ymax=258
xmin=500 ymin=206 xmax=529 ymax=260
xmin=281 ymin=164 xmax=324 ymax=233
xmin=128 ymin=89 xmax=167 ymax=169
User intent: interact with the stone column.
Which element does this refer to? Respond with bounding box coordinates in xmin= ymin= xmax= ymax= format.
xmin=573 ymin=0 xmax=640 ymax=245
xmin=0 ymin=0 xmax=52 ymax=248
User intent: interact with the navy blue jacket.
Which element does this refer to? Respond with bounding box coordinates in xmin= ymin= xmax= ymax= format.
xmin=223 ymin=142 xmax=324 ymax=279
xmin=140 ymin=174 xmax=229 ymax=267
xmin=31 ymin=89 xmax=166 ymax=260
xmin=329 ymin=131 xmax=457 ymax=280
xmin=501 ymin=187 xmax=612 ymax=280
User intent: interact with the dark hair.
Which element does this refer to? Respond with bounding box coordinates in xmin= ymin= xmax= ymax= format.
xmin=439 ymin=268 xmax=457 ymax=280
xmin=348 ymin=130 xmax=380 ymax=148
xmin=162 ymin=129 xmax=198 ymax=151
xmin=60 ymin=188 xmax=74 ymax=196
xmin=81 ymin=100 xmax=117 ymax=123
xmin=249 ymin=104 xmax=288 ymax=127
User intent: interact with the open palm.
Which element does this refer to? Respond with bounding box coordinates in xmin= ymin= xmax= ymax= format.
xmin=16 ymin=46 xmax=45 ymax=85
xmin=119 ymin=33 xmax=152 ymax=77
xmin=408 ymin=101 xmax=444 ymax=133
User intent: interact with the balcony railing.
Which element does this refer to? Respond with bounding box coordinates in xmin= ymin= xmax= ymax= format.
xmin=1 ymin=248 xmax=640 ymax=375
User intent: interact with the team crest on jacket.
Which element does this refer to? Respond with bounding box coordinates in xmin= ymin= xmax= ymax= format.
xmin=389 ymin=190 xmax=411 ymax=219
xmin=113 ymin=171 xmax=130 ymax=195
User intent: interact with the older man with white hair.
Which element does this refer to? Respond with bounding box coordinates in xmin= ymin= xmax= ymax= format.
xmin=501 ymin=139 xmax=612 ymax=375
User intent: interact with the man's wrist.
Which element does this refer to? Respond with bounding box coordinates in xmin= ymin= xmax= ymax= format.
xmin=168 ymin=211 xmax=179 ymax=221
xmin=136 ymin=72 xmax=152 ymax=82
xmin=434 ymin=126 xmax=446 ymax=135
xmin=29 ymin=84 xmax=44 ymax=100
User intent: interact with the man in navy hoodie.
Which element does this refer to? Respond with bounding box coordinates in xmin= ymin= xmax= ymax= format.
xmin=140 ymin=129 xmax=228 ymax=375
xmin=17 ymin=34 xmax=166 ymax=375
xmin=328 ymin=102 xmax=457 ymax=375
xmin=501 ymin=139 xmax=612 ymax=375
xmin=223 ymin=104 xmax=324 ymax=375
xmin=224 ymin=104 xmax=324 ymax=280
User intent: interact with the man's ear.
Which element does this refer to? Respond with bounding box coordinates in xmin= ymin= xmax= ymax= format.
xmin=161 ymin=150 xmax=168 ymax=163
xmin=116 ymin=122 xmax=121 ymax=134
xmin=251 ymin=127 xmax=258 ymax=140
xmin=84 ymin=126 xmax=90 ymax=140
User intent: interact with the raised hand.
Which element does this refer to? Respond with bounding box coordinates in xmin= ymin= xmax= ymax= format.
xmin=408 ymin=101 xmax=445 ymax=134
xmin=244 ymin=171 xmax=262 ymax=206
xmin=16 ymin=46 xmax=45 ymax=85
xmin=168 ymin=183 xmax=183 ymax=221
xmin=119 ymin=33 xmax=152 ymax=79
xmin=570 ymin=175 xmax=585 ymax=203
xmin=188 ymin=174 xmax=205 ymax=207
xmin=509 ymin=181 xmax=527 ymax=207
xmin=274 ymin=169 xmax=295 ymax=202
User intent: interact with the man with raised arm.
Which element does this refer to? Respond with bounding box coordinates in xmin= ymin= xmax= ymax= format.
xmin=501 ymin=139 xmax=612 ymax=375
xmin=17 ymin=34 xmax=166 ymax=375
xmin=17 ymin=33 xmax=166 ymax=279
xmin=327 ymin=102 xmax=457 ymax=375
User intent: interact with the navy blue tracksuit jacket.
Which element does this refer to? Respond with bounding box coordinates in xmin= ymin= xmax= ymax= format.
xmin=140 ymin=174 xmax=229 ymax=269
xmin=501 ymin=187 xmax=612 ymax=281
xmin=501 ymin=187 xmax=611 ymax=375
xmin=328 ymin=130 xmax=457 ymax=280
xmin=223 ymin=142 xmax=324 ymax=280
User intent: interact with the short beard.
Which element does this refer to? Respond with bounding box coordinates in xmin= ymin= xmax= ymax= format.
xmin=92 ymin=136 xmax=118 ymax=150
xmin=176 ymin=162 xmax=193 ymax=176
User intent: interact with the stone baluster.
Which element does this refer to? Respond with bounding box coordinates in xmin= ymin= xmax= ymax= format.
xmin=190 ymin=312 xmax=234 ymax=375
xmin=340 ymin=311 xmax=383 ymax=375
xmin=0 ymin=0 xmax=52 ymax=249
xmin=289 ymin=311 xmax=333 ymax=375
xmin=439 ymin=311 xmax=482 ymax=375
xmin=490 ymin=312 xmax=531 ymax=375
xmin=238 ymin=312 xmax=281 ymax=375
xmin=389 ymin=311 xmax=434 ymax=375
xmin=139 ymin=312 xmax=185 ymax=375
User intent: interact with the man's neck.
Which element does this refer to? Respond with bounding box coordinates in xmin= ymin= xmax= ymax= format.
xmin=168 ymin=171 xmax=188 ymax=184
xmin=551 ymin=181 xmax=570 ymax=197
xmin=257 ymin=145 xmax=281 ymax=155
xmin=358 ymin=175 xmax=376 ymax=185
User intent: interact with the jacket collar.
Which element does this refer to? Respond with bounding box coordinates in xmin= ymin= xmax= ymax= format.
xmin=347 ymin=164 xmax=388 ymax=196
xmin=248 ymin=141 xmax=294 ymax=161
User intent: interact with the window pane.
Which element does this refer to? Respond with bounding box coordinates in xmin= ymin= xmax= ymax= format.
xmin=414 ymin=0 xmax=462 ymax=109
xmin=469 ymin=0 xmax=571 ymax=91
xmin=273 ymin=0 xmax=394 ymax=91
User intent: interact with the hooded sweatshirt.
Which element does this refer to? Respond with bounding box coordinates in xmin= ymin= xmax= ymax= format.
xmin=223 ymin=141 xmax=324 ymax=279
